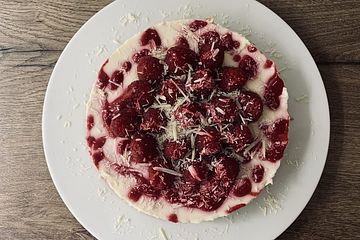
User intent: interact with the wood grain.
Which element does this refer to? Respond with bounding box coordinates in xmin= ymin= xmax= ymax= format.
xmin=0 ymin=0 xmax=359 ymax=239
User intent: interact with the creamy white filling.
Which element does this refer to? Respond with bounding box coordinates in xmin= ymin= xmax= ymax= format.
xmin=86 ymin=19 xmax=289 ymax=223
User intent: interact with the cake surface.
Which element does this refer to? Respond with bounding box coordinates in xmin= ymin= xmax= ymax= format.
xmin=86 ymin=19 xmax=289 ymax=223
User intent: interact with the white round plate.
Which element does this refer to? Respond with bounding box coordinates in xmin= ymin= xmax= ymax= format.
xmin=42 ymin=0 xmax=330 ymax=239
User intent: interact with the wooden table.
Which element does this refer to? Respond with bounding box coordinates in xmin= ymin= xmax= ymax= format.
xmin=1 ymin=0 xmax=359 ymax=239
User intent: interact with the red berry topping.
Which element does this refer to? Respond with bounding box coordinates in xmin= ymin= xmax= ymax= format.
xmin=207 ymin=96 xmax=237 ymax=123
xmin=109 ymin=70 xmax=124 ymax=90
xmin=199 ymin=31 xmax=221 ymax=50
xmin=128 ymin=187 xmax=142 ymax=202
xmin=165 ymin=46 xmax=198 ymax=75
xmin=174 ymin=102 xmax=204 ymax=128
xmin=87 ymin=136 xmax=106 ymax=150
xmin=264 ymin=73 xmax=284 ymax=110
xmin=199 ymin=179 xmax=228 ymax=211
xmin=189 ymin=20 xmax=208 ymax=31
xmin=149 ymin=165 xmax=175 ymax=189
xmin=131 ymin=183 xmax=160 ymax=200
xmin=247 ymin=45 xmax=257 ymax=52
xmin=238 ymin=91 xmax=263 ymax=122
xmin=132 ymin=49 xmax=150 ymax=63
xmin=260 ymin=118 xmax=289 ymax=162
xmin=233 ymin=54 xmax=241 ymax=62
xmin=214 ymin=155 xmax=239 ymax=180
xmin=239 ymin=55 xmax=258 ymax=79
xmin=140 ymin=28 xmax=161 ymax=47
xmin=220 ymin=33 xmax=240 ymax=50
xmin=186 ymin=161 xmax=209 ymax=181
xmin=117 ymin=139 xmax=130 ymax=155
xmin=226 ymin=204 xmax=246 ymax=213
xmin=140 ymin=108 xmax=167 ymax=133
xmin=130 ymin=133 xmax=159 ymax=163
xmin=117 ymin=80 xmax=156 ymax=111
xmin=160 ymin=79 xmax=186 ymax=105
xmin=264 ymin=142 xmax=287 ymax=162
xmin=261 ymin=118 xmax=289 ymax=143
xmin=223 ymin=123 xmax=253 ymax=153
xmin=251 ymin=165 xmax=264 ymax=183
xmin=92 ymin=151 xmax=104 ymax=168
xmin=176 ymin=36 xmax=190 ymax=48
xmin=137 ymin=56 xmax=164 ymax=84
xmin=264 ymin=59 xmax=273 ymax=68
xmin=87 ymin=115 xmax=94 ymax=130
xmin=195 ymin=126 xmax=222 ymax=156
xmin=241 ymin=140 xmax=262 ymax=164
xmin=109 ymin=107 xmax=140 ymax=138
xmin=97 ymin=59 xmax=110 ymax=89
xmin=163 ymin=139 xmax=189 ymax=161
xmin=122 ymin=61 xmax=132 ymax=72
xmin=168 ymin=214 xmax=178 ymax=223
xmin=199 ymin=44 xmax=224 ymax=70
xmin=232 ymin=178 xmax=252 ymax=197
xmin=219 ymin=67 xmax=248 ymax=92
xmin=186 ymin=69 xmax=215 ymax=99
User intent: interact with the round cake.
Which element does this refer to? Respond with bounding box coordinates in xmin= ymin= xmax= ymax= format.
xmin=86 ymin=19 xmax=289 ymax=223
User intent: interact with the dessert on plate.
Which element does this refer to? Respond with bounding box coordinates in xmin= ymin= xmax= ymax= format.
xmin=86 ymin=19 xmax=289 ymax=223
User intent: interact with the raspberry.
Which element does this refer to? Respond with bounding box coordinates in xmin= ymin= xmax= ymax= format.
xmin=199 ymin=178 xmax=228 ymax=211
xmin=239 ymin=55 xmax=258 ymax=79
xmin=223 ymin=123 xmax=253 ymax=153
xmin=165 ymin=46 xmax=198 ymax=75
xmin=163 ymin=139 xmax=189 ymax=161
xmin=260 ymin=118 xmax=289 ymax=143
xmin=87 ymin=115 xmax=94 ymax=130
xmin=232 ymin=178 xmax=252 ymax=197
xmin=238 ymin=91 xmax=263 ymax=122
xmin=148 ymin=165 xmax=175 ymax=189
xmin=97 ymin=60 xmax=110 ymax=89
xmin=251 ymin=165 xmax=264 ymax=183
xmin=198 ymin=31 xmax=221 ymax=50
xmin=264 ymin=73 xmax=284 ymax=110
xmin=199 ymin=44 xmax=224 ymax=70
xmin=260 ymin=118 xmax=289 ymax=162
xmin=220 ymin=33 xmax=240 ymax=50
xmin=185 ymin=161 xmax=209 ymax=181
xmin=122 ymin=61 xmax=132 ymax=72
xmin=140 ymin=28 xmax=161 ymax=47
xmin=109 ymin=70 xmax=124 ymax=90
xmin=140 ymin=108 xmax=167 ymax=133
xmin=241 ymin=141 xmax=262 ymax=164
xmin=137 ymin=56 xmax=164 ymax=84
xmin=109 ymin=107 xmax=140 ymax=138
xmin=92 ymin=151 xmax=105 ymax=168
xmin=186 ymin=69 xmax=215 ymax=99
xmin=207 ymin=96 xmax=237 ymax=123
xmin=195 ymin=126 xmax=222 ymax=156
xmin=130 ymin=134 xmax=159 ymax=163
xmin=174 ymin=102 xmax=204 ymax=128
xmin=117 ymin=139 xmax=130 ymax=155
xmin=189 ymin=20 xmax=208 ymax=31
xmin=132 ymin=49 xmax=150 ymax=63
xmin=115 ymin=80 xmax=156 ymax=112
xmin=86 ymin=136 xmax=106 ymax=150
xmin=263 ymin=142 xmax=287 ymax=162
xmin=160 ymin=79 xmax=186 ymax=105
xmin=247 ymin=45 xmax=257 ymax=52
xmin=214 ymin=155 xmax=239 ymax=180
xmin=264 ymin=59 xmax=273 ymax=68
xmin=219 ymin=67 xmax=248 ymax=92
xmin=176 ymin=36 xmax=190 ymax=48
